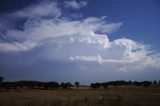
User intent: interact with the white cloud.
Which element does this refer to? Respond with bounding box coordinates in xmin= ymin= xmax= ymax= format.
xmin=118 ymin=67 xmax=128 ymax=73
xmin=1 ymin=16 xmax=121 ymax=52
xmin=64 ymin=0 xmax=87 ymax=9
xmin=0 ymin=0 xmax=160 ymax=74
xmin=0 ymin=41 xmax=37 ymax=52
xmin=68 ymin=36 xmax=160 ymax=71
xmin=12 ymin=1 xmax=61 ymax=18
xmin=70 ymin=55 xmax=103 ymax=64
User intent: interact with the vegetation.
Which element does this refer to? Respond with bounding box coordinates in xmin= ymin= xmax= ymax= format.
xmin=0 ymin=77 xmax=158 ymax=90
xmin=0 ymin=76 xmax=160 ymax=106
xmin=0 ymin=76 xmax=3 ymax=82
xmin=90 ymin=80 xmax=153 ymax=89
xmin=75 ymin=81 xmax=80 ymax=89
xmin=0 ymin=87 xmax=160 ymax=106
xmin=61 ymin=82 xmax=73 ymax=89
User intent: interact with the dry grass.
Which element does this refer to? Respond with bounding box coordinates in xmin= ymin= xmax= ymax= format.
xmin=0 ymin=86 xmax=160 ymax=106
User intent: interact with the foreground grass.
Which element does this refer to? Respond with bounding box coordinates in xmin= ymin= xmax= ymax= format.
xmin=0 ymin=87 xmax=160 ymax=106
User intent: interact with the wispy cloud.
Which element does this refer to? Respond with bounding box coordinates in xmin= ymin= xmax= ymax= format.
xmin=12 ymin=1 xmax=61 ymax=18
xmin=64 ymin=0 xmax=87 ymax=9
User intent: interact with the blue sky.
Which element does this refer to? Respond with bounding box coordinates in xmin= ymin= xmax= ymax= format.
xmin=0 ymin=0 xmax=160 ymax=84
xmin=82 ymin=0 xmax=160 ymax=48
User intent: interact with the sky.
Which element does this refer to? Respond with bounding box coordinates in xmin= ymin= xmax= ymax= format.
xmin=0 ymin=0 xmax=160 ymax=84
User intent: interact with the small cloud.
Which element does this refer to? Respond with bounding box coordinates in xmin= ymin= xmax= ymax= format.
xmin=118 ymin=67 xmax=128 ymax=73
xmin=0 ymin=41 xmax=37 ymax=52
xmin=12 ymin=1 xmax=61 ymax=18
xmin=64 ymin=0 xmax=87 ymax=9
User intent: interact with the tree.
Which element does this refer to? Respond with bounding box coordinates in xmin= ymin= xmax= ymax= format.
xmin=142 ymin=81 xmax=152 ymax=87
xmin=90 ymin=83 xmax=97 ymax=89
xmin=61 ymin=82 xmax=68 ymax=89
xmin=66 ymin=82 xmax=73 ymax=89
xmin=102 ymin=83 xmax=108 ymax=89
xmin=95 ymin=83 xmax=101 ymax=89
xmin=133 ymin=81 xmax=141 ymax=86
xmin=61 ymin=82 xmax=72 ymax=89
xmin=0 ymin=76 xmax=4 ymax=82
xmin=128 ymin=80 xmax=132 ymax=85
xmin=75 ymin=82 xmax=80 ymax=89
xmin=153 ymin=80 xmax=157 ymax=85
xmin=48 ymin=81 xmax=59 ymax=89
xmin=90 ymin=83 xmax=101 ymax=90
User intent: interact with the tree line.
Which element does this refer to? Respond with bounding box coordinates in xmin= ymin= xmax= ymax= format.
xmin=0 ymin=81 xmax=79 ymax=90
xmin=0 ymin=76 xmax=80 ymax=90
xmin=90 ymin=80 xmax=160 ymax=89
xmin=0 ymin=76 xmax=160 ymax=90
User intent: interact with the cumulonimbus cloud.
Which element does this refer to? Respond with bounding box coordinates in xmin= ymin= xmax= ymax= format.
xmin=0 ymin=0 xmax=160 ymax=73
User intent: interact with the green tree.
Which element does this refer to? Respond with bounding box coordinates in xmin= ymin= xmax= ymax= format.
xmin=0 ymin=76 xmax=4 ymax=82
xmin=102 ymin=83 xmax=108 ymax=89
xmin=153 ymin=80 xmax=157 ymax=85
xmin=61 ymin=82 xmax=72 ymax=89
xmin=90 ymin=83 xmax=101 ymax=90
xmin=75 ymin=82 xmax=80 ymax=89
xmin=48 ymin=81 xmax=59 ymax=89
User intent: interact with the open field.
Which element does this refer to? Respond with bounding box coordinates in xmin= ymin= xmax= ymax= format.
xmin=0 ymin=87 xmax=160 ymax=106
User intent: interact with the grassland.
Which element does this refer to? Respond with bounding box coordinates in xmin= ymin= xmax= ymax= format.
xmin=0 ymin=86 xmax=160 ymax=106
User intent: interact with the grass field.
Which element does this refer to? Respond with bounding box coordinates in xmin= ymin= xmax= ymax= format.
xmin=0 ymin=86 xmax=160 ymax=106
